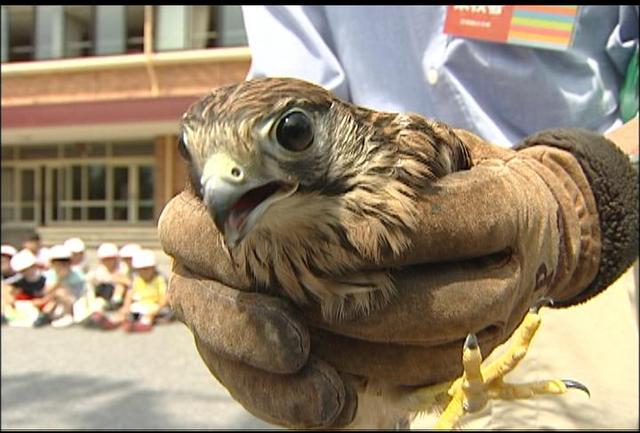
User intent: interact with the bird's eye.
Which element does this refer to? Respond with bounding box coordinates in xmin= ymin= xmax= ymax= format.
xmin=275 ymin=111 xmax=314 ymax=152
xmin=178 ymin=131 xmax=191 ymax=161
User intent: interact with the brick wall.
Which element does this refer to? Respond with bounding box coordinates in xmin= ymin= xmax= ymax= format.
xmin=2 ymin=59 xmax=250 ymax=106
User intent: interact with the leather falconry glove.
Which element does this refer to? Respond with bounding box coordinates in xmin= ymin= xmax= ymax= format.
xmin=159 ymin=120 xmax=638 ymax=428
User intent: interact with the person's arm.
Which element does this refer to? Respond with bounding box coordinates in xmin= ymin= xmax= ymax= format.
xmin=84 ymin=279 xmax=97 ymax=304
xmin=605 ymin=116 xmax=639 ymax=156
xmin=112 ymin=267 xmax=131 ymax=287
xmin=118 ymin=280 xmax=135 ymax=320
xmin=2 ymin=274 xmax=23 ymax=297
xmin=27 ymin=276 xmax=48 ymax=308
xmin=43 ymin=271 xmax=61 ymax=295
xmin=241 ymin=6 xmax=350 ymax=99
xmin=1 ymin=281 xmax=17 ymax=308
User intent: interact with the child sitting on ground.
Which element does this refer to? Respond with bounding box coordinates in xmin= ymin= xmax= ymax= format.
xmin=86 ymin=243 xmax=131 ymax=310
xmin=41 ymin=244 xmax=86 ymax=328
xmin=1 ymin=249 xmax=47 ymax=326
xmin=119 ymin=249 xmax=168 ymax=332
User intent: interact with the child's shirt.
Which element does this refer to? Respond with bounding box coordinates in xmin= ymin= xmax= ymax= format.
xmin=131 ymin=274 xmax=167 ymax=306
xmin=4 ymin=272 xmax=46 ymax=298
xmin=88 ymin=263 xmax=128 ymax=285
xmin=45 ymin=268 xmax=86 ymax=299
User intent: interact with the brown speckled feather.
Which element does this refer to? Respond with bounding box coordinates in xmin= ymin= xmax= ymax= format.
xmin=180 ymin=77 xmax=471 ymax=321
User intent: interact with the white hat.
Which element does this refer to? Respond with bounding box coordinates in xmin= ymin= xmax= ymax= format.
xmin=132 ymin=249 xmax=156 ymax=269
xmin=64 ymin=237 xmax=85 ymax=253
xmin=97 ymin=242 xmax=119 ymax=259
xmin=1 ymin=245 xmax=18 ymax=257
xmin=48 ymin=244 xmax=72 ymax=260
xmin=119 ymin=243 xmax=142 ymax=259
xmin=10 ymin=249 xmax=37 ymax=272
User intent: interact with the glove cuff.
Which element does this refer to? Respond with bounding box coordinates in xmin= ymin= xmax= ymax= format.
xmin=516 ymin=128 xmax=639 ymax=306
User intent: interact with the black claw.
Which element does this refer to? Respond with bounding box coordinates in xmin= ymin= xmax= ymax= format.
xmin=530 ymin=297 xmax=555 ymax=314
xmin=464 ymin=333 xmax=479 ymax=350
xmin=562 ymin=379 xmax=590 ymax=398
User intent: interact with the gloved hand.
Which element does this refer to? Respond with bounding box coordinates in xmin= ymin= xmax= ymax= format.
xmin=158 ymin=127 xmax=638 ymax=429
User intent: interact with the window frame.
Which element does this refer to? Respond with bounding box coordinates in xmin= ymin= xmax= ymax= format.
xmin=1 ymin=142 xmax=156 ymax=227
xmin=2 ymin=5 xmax=248 ymax=63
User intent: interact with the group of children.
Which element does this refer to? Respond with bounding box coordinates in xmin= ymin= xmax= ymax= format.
xmin=1 ymin=233 xmax=171 ymax=332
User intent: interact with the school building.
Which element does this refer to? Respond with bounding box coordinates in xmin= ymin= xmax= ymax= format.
xmin=1 ymin=5 xmax=252 ymax=248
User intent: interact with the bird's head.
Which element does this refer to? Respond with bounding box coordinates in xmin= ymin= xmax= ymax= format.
xmin=179 ymin=77 xmax=372 ymax=248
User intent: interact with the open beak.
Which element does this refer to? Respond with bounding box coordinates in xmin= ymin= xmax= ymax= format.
xmin=201 ymin=154 xmax=297 ymax=247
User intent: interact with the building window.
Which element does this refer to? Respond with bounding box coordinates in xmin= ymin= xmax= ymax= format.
xmin=1 ymin=167 xmax=40 ymax=225
xmin=126 ymin=6 xmax=144 ymax=54
xmin=213 ymin=5 xmax=248 ymax=47
xmin=33 ymin=5 xmax=94 ymax=60
xmin=154 ymin=5 xmax=188 ymax=52
xmin=1 ymin=168 xmax=16 ymax=224
xmin=155 ymin=5 xmax=247 ymax=51
xmin=58 ymin=164 xmax=160 ymax=223
xmin=64 ymin=5 xmax=94 ymax=58
xmin=138 ymin=166 xmax=155 ymax=221
xmin=52 ymin=163 xmax=153 ymax=223
xmin=1 ymin=142 xmax=155 ymax=226
xmin=113 ymin=166 xmax=129 ymax=221
xmin=2 ymin=5 xmax=247 ymax=63
xmin=93 ymin=6 xmax=144 ymax=56
xmin=94 ymin=5 xmax=124 ymax=56
xmin=19 ymin=169 xmax=37 ymax=221
xmin=4 ymin=5 xmax=35 ymax=62
xmin=34 ymin=5 xmax=64 ymax=60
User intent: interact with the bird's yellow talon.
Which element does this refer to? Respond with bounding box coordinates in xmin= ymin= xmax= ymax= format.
xmin=460 ymin=333 xmax=488 ymax=413
xmin=435 ymin=298 xmax=588 ymax=429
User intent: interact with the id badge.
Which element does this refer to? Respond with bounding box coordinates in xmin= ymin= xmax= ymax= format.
xmin=444 ymin=5 xmax=579 ymax=51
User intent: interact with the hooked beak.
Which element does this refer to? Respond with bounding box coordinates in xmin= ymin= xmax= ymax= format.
xmin=201 ymin=154 xmax=298 ymax=247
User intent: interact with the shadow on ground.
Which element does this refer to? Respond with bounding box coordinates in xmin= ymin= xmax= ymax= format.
xmin=2 ymin=367 xmax=273 ymax=429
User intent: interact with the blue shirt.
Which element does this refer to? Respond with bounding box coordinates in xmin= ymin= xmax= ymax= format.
xmin=242 ymin=5 xmax=638 ymax=147
xmin=45 ymin=268 xmax=86 ymax=299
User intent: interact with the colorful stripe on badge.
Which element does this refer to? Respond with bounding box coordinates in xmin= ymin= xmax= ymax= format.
xmin=507 ymin=5 xmax=578 ymax=51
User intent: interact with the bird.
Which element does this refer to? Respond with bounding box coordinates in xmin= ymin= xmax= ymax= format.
xmin=178 ymin=77 xmax=471 ymax=321
xmin=178 ymin=77 xmax=589 ymax=428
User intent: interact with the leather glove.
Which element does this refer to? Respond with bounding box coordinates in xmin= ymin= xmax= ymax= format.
xmin=158 ymin=127 xmax=638 ymax=428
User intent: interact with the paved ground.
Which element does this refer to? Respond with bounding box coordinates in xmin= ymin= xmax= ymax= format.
xmin=1 ymin=321 xmax=280 ymax=430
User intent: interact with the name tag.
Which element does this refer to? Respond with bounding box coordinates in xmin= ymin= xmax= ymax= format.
xmin=444 ymin=5 xmax=578 ymax=51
